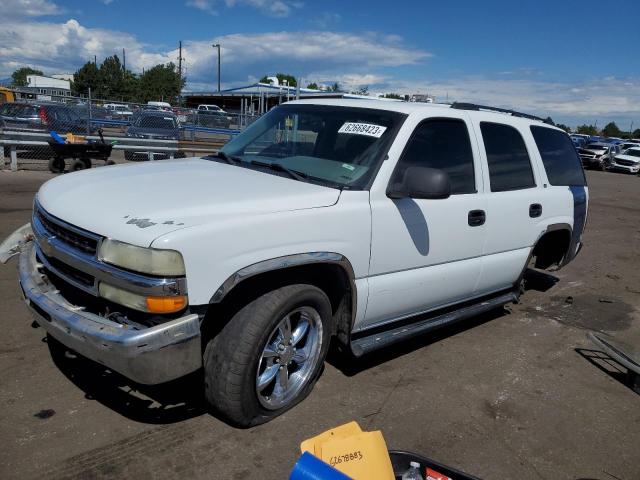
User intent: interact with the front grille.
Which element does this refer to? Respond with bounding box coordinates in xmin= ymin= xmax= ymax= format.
xmin=35 ymin=207 xmax=98 ymax=255
xmin=616 ymin=159 xmax=637 ymax=167
xmin=38 ymin=251 xmax=95 ymax=287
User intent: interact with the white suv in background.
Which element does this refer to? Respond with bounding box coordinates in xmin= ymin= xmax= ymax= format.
xmin=197 ymin=104 xmax=227 ymax=114
xmin=2 ymin=99 xmax=588 ymax=427
xmin=610 ymin=146 xmax=640 ymax=173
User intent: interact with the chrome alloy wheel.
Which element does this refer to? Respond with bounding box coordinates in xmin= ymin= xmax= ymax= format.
xmin=256 ymin=306 xmax=323 ymax=410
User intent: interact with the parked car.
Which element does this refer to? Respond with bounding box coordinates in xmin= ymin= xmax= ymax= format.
xmin=104 ymin=103 xmax=134 ymax=120
xmin=1 ymin=99 xmax=588 ymax=427
xmin=578 ymin=142 xmax=619 ymax=170
xmin=571 ymin=136 xmax=587 ymax=149
xmin=197 ymin=104 xmax=226 ymax=113
xmin=610 ymin=147 xmax=640 ymax=174
xmin=124 ymin=111 xmax=181 ymax=161
xmin=196 ymin=109 xmax=231 ymax=129
xmin=75 ymin=105 xmax=109 ymax=122
xmin=147 ymin=101 xmax=172 ymax=111
xmin=0 ymin=102 xmax=89 ymax=134
xmin=617 ymin=142 xmax=639 ymax=153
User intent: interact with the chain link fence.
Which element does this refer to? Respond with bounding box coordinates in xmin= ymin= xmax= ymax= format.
xmin=0 ymin=96 xmax=260 ymax=172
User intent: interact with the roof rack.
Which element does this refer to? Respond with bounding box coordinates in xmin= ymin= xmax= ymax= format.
xmin=450 ymin=102 xmax=555 ymax=125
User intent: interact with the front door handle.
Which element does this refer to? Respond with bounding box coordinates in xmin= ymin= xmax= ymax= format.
xmin=468 ymin=210 xmax=486 ymax=227
xmin=529 ymin=203 xmax=542 ymax=218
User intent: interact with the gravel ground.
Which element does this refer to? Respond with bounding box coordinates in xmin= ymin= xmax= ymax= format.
xmin=0 ymin=168 xmax=638 ymax=480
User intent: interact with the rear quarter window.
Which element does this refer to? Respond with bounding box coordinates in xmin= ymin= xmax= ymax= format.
xmin=530 ymin=126 xmax=586 ymax=186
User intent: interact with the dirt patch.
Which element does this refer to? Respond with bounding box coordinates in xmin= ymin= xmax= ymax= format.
xmin=527 ymin=294 xmax=635 ymax=333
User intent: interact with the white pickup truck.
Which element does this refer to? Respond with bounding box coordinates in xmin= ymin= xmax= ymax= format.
xmin=1 ymin=99 xmax=588 ymax=426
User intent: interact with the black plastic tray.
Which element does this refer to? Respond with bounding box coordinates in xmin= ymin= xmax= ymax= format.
xmin=389 ymin=450 xmax=481 ymax=480
xmin=48 ymin=141 xmax=112 ymax=160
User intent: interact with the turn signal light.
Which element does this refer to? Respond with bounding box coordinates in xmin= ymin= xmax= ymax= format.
xmin=145 ymin=295 xmax=187 ymax=313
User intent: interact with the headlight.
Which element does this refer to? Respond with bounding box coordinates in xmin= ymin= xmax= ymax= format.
xmin=99 ymin=282 xmax=187 ymax=313
xmin=98 ymin=239 xmax=186 ymax=276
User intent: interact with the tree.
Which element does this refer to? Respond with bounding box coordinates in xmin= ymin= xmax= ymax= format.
xmin=576 ymin=124 xmax=598 ymax=135
xmin=328 ymin=82 xmax=341 ymax=92
xmin=72 ymin=62 xmax=100 ymax=96
xmin=306 ymin=82 xmax=319 ymax=90
xmin=633 ymin=128 xmax=640 ymax=138
xmin=138 ymin=62 xmax=184 ymax=103
xmin=555 ymin=123 xmax=571 ymax=133
xmin=602 ymin=121 xmax=621 ymax=138
xmin=259 ymin=73 xmax=297 ymax=87
xmin=381 ymin=93 xmax=403 ymax=100
xmin=11 ymin=67 xmax=43 ymax=87
xmin=97 ymin=55 xmax=125 ymax=99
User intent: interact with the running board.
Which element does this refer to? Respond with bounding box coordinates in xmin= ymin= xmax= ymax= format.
xmin=350 ymin=291 xmax=518 ymax=357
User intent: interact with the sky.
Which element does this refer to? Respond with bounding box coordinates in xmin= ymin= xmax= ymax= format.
xmin=1 ymin=0 xmax=640 ymax=129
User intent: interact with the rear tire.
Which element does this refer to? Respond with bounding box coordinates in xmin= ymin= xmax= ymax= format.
xmin=71 ymin=158 xmax=89 ymax=171
xmin=203 ymin=284 xmax=332 ymax=427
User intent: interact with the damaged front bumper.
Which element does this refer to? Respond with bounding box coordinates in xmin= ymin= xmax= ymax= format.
xmin=17 ymin=241 xmax=202 ymax=384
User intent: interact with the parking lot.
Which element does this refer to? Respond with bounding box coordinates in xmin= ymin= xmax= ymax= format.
xmin=0 ymin=168 xmax=638 ymax=480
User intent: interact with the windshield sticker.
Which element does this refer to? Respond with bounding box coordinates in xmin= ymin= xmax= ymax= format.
xmin=338 ymin=122 xmax=387 ymax=138
xmin=342 ymin=163 xmax=356 ymax=171
xmin=163 ymin=117 xmax=173 ymax=120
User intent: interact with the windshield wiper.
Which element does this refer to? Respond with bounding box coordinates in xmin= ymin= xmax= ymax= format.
xmin=250 ymin=160 xmax=308 ymax=182
xmin=215 ymin=151 xmax=242 ymax=165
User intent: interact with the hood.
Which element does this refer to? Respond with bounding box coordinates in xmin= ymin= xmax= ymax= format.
xmin=615 ymin=154 xmax=640 ymax=163
xmin=126 ymin=125 xmax=178 ymax=139
xmin=37 ymin=158 xmax=341 ymax=247
xmin=580 ymin=147 xmax=606 ymax=154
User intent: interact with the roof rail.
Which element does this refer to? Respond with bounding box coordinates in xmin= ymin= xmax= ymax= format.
xmin=450 ymin=102 xmax=555 ymax=125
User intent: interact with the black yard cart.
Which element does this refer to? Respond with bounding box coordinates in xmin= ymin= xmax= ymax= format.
xmin=47 ymin=130 xmax=114 ymax=173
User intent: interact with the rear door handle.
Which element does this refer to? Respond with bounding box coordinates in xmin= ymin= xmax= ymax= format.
xmin=468 ymin=210 xmax=486 ymax=227
xmin=529 ymin=203 xmax=542 ymax=218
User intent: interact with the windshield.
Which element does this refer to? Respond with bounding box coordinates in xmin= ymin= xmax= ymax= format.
xmin=220 ymin=104 xmax=405 ymax=189
xmin=135 ymin=116 xmax=177 ymax=129
xmin=626 ymin=149 xmax=640 ymax=157
xmin=585 ymin=144 xmax=606 ymax=150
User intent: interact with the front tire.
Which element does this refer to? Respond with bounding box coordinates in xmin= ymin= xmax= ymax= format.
xmin=203 ymin=284 xmax=332 ymax=427
xmin=48 ymin=156 xmax=65 ymax=173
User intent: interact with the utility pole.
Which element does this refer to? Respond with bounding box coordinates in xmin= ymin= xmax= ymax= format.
xmin=122 ymin=48 xmax=126 ymax=71
xmin=212 ymin=43 xmax=221 ymax=92
xmin=178 ymin=41 xmax=183 ymax=106
xmin=178 ymin=41 xmax=183 ymax=82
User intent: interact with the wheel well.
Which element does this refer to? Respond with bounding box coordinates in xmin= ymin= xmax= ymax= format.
xmin=531 ymin=228 xmax=571 ymax=269
xmin=201 ymin=264 xmax=353 ymax=350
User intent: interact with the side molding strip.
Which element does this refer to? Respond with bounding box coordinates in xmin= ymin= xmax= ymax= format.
xmin=566 ymin=186 xmax=587 ymax=263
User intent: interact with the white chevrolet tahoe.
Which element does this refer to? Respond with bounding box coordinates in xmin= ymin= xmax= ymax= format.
xmin=1 ymin=99 xmax=588 ymax=426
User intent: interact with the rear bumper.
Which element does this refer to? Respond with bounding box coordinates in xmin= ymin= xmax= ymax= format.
xmin=19 ymin=242 xmax=202 ymax=384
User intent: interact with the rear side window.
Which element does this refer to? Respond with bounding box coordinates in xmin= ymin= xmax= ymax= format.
xmin=530 ymin=126 xmax=586 ymax=186
xmin=481 ymin=122 xmax=535 ymax=192
xmin=393 ymin=118 xmax=476 ymax=194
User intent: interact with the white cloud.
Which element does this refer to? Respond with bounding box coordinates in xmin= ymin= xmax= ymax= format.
xmin=101 ymin=0 xmax=115 ymax=5
xmin=0 ymin=18 xmax=170 ymax=75
xmin=2 ymin=0 xmax=61 ymax=17
xmin=382 ymin=76 xmax=640 ymax=126
xmin=186 ymin=0 xmax=302 ymax=17
xmin=186 ymin=0 xmax=217 ymax=14
xmin=1 ymin=9 xmax=638 ymax=126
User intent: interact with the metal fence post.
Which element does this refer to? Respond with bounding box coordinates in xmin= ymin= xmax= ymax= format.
xmin=10 ymin=145 xmax=17 ymax=172
xmin=87 ymin=88 xmax=92 ymax=136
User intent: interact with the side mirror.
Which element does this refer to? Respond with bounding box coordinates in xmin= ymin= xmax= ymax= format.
xmin=387 ymin=166 xmax=451 ymax=200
